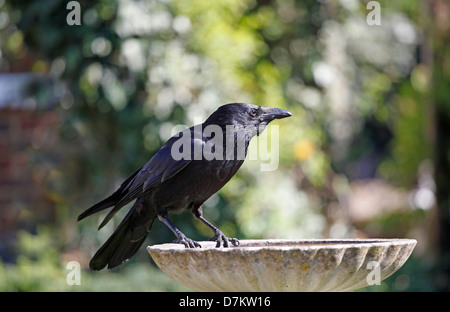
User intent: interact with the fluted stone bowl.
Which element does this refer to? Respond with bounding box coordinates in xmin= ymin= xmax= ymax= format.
xmin=147 ymin=238 xmax=416 ymax=292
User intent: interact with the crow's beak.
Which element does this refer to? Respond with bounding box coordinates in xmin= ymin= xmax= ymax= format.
xmin=261 ymin=107 xmax=292 ymax=122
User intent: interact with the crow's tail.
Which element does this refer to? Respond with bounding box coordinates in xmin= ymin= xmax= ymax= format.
xmin=89 ymin=197 xmax=157 ymax=270
xmin=77 ymin=169 xmax=141 ymax=223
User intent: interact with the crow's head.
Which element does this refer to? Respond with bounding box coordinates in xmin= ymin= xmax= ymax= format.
xmin=205 ymin=103 xmax=292 ymax=138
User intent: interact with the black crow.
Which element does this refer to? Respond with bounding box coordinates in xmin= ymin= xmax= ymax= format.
xmin=78 ymin=103 xmax=291 ymax=270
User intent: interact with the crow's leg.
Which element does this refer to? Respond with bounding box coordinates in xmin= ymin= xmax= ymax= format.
xmin=192 ymin=205 xmax=239 ymax=248
xmin=158 ymin=214 xmax=200 ymax=248
xmin=200 ymin=216 xmax=240 ymax=247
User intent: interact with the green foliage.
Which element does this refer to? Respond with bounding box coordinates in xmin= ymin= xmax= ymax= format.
xmin=0 ymin=227 xmax=189 ymax=291
xmin=1 ymin=0 xmax=447 ymax=291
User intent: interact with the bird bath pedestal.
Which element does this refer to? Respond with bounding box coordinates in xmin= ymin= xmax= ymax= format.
xmin=147 ymin=238 xmax=416 ymax=292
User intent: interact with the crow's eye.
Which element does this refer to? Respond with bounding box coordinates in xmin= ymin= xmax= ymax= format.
xmin=249 ymin=108 xmax=258 ymax=117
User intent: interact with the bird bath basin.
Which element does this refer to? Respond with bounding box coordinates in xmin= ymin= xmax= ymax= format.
xmin=147 ymin=238 xmax=416 ymax=292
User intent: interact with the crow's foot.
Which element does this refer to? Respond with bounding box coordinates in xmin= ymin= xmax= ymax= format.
xmin=173 ymin=235 xmax=201 ymax=248
xmin=210 ymin=230 xmax=240 ymax=247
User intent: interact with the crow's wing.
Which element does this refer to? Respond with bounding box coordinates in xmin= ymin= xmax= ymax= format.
xmin=97 ymin=128 xmax=205 ymax=229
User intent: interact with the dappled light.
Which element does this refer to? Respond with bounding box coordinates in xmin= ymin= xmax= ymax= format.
xmin=0 ymin=0 xmax=449 ymax=291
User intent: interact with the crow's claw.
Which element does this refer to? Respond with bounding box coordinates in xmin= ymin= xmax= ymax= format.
xmin=209 ymin=230 xmax=240 ymax=247
xmin=173 ymin=235 xmax=201 ymax=248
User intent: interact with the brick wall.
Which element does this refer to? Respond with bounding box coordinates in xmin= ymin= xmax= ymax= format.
xmin=0 ymin=108 xmax=58 ymax=256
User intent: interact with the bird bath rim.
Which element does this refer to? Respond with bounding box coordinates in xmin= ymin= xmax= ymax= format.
xmin=147 ymin=238 xmax=417 ymax=292
xmin=148 ymin=238 xmax=416 ymax=251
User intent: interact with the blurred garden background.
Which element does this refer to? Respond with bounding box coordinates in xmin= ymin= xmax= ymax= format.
xmin=0 ymin=0 xmax=449 ymax=291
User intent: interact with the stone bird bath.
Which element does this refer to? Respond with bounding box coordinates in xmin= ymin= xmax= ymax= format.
xmin=147 ymin=238 xmax=416 ymax=292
